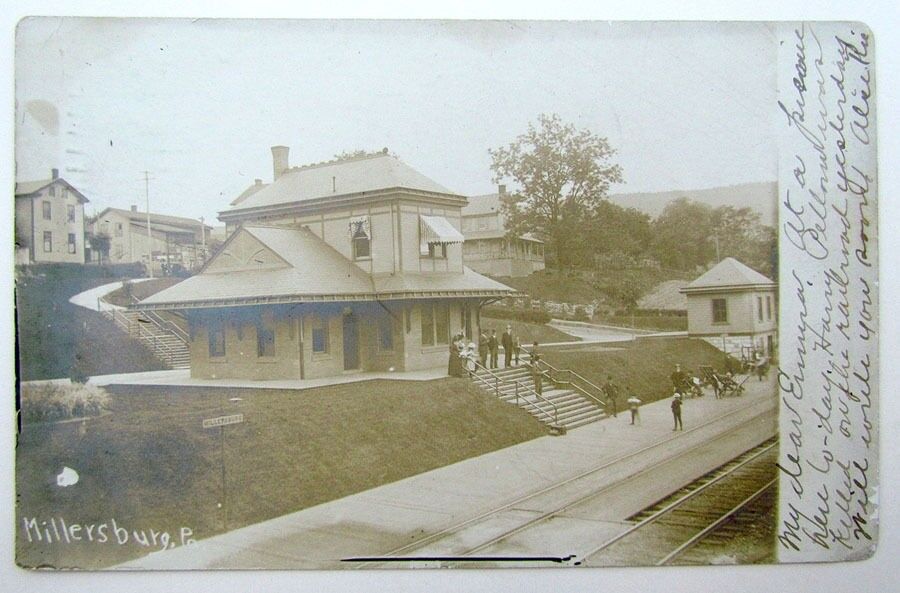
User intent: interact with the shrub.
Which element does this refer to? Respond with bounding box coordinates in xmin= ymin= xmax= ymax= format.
xmin=481 ymin=307 xmax=551 ymax=325
xmin=20 ymin=382 xmax=111 ymax=424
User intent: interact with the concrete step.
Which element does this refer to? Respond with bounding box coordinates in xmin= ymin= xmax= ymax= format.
xmin=556 ymin=405 xmax=603 ymax=424
xmin=563 ymin=410 xmax=607 ymax=429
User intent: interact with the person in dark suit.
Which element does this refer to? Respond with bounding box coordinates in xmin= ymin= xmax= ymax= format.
xmin=488 ymin=330 xmax=499 ymax=369
xmin=501 ymin=325 xmax=514 ymax=368
xmin=478 ymin=331 xmax=489 ymax=367
xmin=671 ymin=391 xmax=683 ymax=431
xmin=603 ymin=375 xmax=619 ymax=418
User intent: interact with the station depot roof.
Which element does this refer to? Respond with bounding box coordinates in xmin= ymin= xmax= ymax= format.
xmin=138 ymin=225 xmax=515 ymax=310
xmin=224 ymin=152 xmax=462 ymax=215
xmin=680 ymin=257 xmax=776 ymax=294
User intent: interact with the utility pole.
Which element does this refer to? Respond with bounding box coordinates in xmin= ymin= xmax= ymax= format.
xmin=145 ymin=171 xmax=153 ymax=278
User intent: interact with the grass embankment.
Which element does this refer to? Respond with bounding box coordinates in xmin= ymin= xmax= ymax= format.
xmin=542 ymin=337 xmax=732 ymax=404
xmin=15 ymin=270 xmax=167 ymax=381
xmin=15 ymin=378 xmax=547 ymax=569
xmin=103 ymin=278 xmax=182 ymax=307
xmin=480 ymin=318 xmax=580 ymax=344
xmin=593 ymin=314 xmax=687 ymax=332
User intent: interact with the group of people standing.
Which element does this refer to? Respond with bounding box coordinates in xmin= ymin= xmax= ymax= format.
xmin=447 ymin=324 xmax=523 ymax=378
xmin=478 ymin=326 xmax=522 ymax=369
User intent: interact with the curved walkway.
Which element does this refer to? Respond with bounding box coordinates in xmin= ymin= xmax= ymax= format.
xmin=68 ymin=278 xmax=152 ymax=312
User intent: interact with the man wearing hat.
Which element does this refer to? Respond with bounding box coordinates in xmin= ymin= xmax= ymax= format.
xmin=501 ymin=325 xmax=514 ymax=368
xmin=671 ymin=389 xmax=684 ymax=431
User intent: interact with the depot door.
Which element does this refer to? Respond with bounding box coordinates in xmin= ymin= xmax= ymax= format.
xmin=343 ymin=313 xmax=360 ymax=371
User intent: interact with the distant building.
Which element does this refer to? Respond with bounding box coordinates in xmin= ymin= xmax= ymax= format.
xmin=461 ymin=186 xmax=545 ymax=278
xmin=680 ymin=257 xmax=777 ymax=357
xmin=138 ymin=146 xmax=515 ymax=380
xmin=15 ymin=169 xmax=89 ymax=264
xmin=91 ymin=207 xmax=212 ymax=272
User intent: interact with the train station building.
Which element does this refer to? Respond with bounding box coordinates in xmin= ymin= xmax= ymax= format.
xmin=137 ymin=147 xmax=515 ymax=380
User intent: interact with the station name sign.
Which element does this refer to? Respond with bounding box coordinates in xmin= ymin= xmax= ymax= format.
xmin=202 ymin=414 xmax=244 ymax=429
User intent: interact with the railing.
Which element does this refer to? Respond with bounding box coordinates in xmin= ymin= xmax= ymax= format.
xmin=534 ymin=358 xmax=607 ymax=412
xmin=127 ymin=295 xmax=189 ymax=344
xmin=103 ymin=307 xmax=188 ymax=366
xmin=471 ymin=361 xmax=560 ymax=427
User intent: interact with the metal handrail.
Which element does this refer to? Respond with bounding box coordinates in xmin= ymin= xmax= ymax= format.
xmin=470 ymin=361 xmax=559 ymax=426
xmin=129 ymin=295 xmax=189 ymax=344
xmin=106 ymin=307 xmax=185 ymax=365
xmin=535 ymin=358 xmax=607 ymax=410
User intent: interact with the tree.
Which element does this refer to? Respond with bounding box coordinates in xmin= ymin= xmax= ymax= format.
xmin=88 ymin=233 xmax=111 ymax=264
xmin=650 ymin=198 xmax=714 ymax=271
xmin=489 ymin=114 xmax=624 ymax=270
xmin=650 ymin=198 xmax=777 ymax=277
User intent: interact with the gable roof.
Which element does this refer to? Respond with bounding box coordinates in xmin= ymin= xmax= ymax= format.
xmin=138 ymin=225 xmax=516 ymax=310
xmin=463 ymin=192 xmax=505 ymax=217
xmin=97 ymin=207 xmax=211 ymax=231
xmin=141 ymin=226 xmax=374 ymax=308
xmin=15 ymin=177 xmax=89 ymax=203
xmin=224 ymin=153 xmax=460 ymax=215
xmin=681 ymin=257 xmax=775 ymax=293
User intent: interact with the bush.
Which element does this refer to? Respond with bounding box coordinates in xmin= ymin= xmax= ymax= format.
xmin=20 ymin=382 xmax=111 ymax=424
xmin=17 ymin=262 xmax=146 ymax=281
xmin=482 ymin=306 xmax=551 ymax=325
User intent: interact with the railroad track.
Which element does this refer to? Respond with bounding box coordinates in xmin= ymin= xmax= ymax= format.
xmin=348 ymin=398 xmax=776 ymax=568
xmin=580 ymin=438 xmax=777 ymax=567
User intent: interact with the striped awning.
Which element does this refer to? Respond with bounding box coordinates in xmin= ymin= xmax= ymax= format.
xmin=420 ymin=215 xmax=465 ymax=244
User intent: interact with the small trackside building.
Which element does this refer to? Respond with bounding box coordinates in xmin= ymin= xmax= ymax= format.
xmin=137 ymin=147 xmax=516 ymax=380
xmin=680 ymin=257 xmax=778 ymax=358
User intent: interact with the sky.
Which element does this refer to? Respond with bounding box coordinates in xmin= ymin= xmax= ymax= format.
xmin=15 ymin=19 xmax=778 ymax=225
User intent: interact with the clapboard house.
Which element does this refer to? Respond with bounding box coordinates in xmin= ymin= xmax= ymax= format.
xmin=461 ymin=186 xmax=545 ymax=277
xmin=138 ymin=147 xmax=515 ymax=380
xmin=15 ymin=168 xmax=89 ymax=264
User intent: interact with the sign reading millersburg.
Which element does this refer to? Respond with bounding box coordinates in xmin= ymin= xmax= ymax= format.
xmin=202 ymin=414 xmax=244 ymax=429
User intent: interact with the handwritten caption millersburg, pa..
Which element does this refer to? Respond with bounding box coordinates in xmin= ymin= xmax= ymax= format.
xmin=776 ymin=22 xmax=878 ymax=562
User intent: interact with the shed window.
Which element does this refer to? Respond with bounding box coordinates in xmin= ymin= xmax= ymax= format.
xmin=349 ymin=216 xmax=371 ymax=260
xmin=208 ymin=318 xmax=226 ymax=357
xmin=256 ymin=311 xmax=276 ymax=357
xmin=712 ymin=298 xmax=728 ymax=324
xmin=312 ymin=317 xmax=329 ymax=354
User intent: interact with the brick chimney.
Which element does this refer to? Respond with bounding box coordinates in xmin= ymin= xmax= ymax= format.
xmin=271 ymin=146 xmax=290 ymax=180
xmin=254 ymin=178 xmax=263 ymax=186
xmin=51 ymin=168 xmax=59 ymax=180
xmin=131 ymin=205 xmax=138 ymax=212
xmin=498 ymin=184 xmax=506 ymax=195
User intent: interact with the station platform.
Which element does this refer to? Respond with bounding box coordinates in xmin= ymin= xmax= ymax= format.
xmin=118 ymin=375 xmax=777 ymax=569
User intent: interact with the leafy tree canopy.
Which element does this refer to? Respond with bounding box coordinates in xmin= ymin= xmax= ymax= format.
xmin=490 ymin=114 xmax=624 ymax=269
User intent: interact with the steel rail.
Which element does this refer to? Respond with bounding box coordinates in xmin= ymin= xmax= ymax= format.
xmin=656 ymin=478 xmax=777 ymax=566
xmin=351 ymin=397 xmax=775 ymax=568
xmin=580 ymin=441 xmax=777 ymax=562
